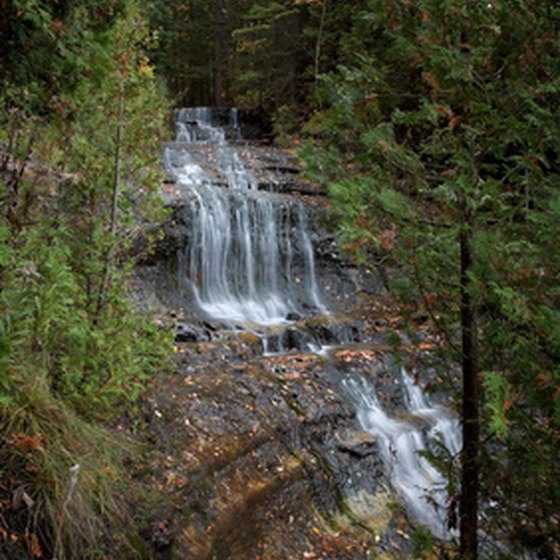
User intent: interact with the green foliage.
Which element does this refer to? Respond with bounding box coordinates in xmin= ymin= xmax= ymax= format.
xmin=1 ymin=0 xmax=173 ymax=410
xmin=0 ymin=220 xmax=172 ymax=417
xmin=147 ymin=0 xmax=374 ymax=118
xmin=228 ymin=0 xmax=306 ymax=112
xmin=148 ymin=0 xmax=215 ymax=105
xmin=482 ymin=371 xmax=512 ymax=439
xmin=272 ymin=104 xmax=301 ymax=147
xmin=0 ymin=225 xmax=10 ymax=266
xmin=411 ymin=526 xmax=435 ymax=558
xmin=300 ymin=0 xmax=560 ymax=555
xmin=241 ymin=1 xmax=296 ymax=23
xmin=0 ymin=1 xmax=174 ymax=557
xmin=0 ymin=0 xmax=125 ymax=112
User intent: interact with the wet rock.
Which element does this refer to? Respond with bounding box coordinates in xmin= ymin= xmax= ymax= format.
xmin=235 ymin=331 xmax=265 ymax=355
xmin=175 ymin=321 xmax=210 ymax=343
xmin=136 ymin=335 xmax=419 ymax=559
xmin=286 ymin=312 xmax=302 ymax=321
xmin=201 ymin=320 xmax=219 ymax=332
xmin=309 ymin=231 xmax=388 ymax=312
xmin=336 ymin=431 xmax=378 ymax=458
xmin=135 ymin=220 xmax=186 ymax=270
xmin=265 ymin=327 xmax=318 ymax=354
xmin=307 ymin=319 xmax=361 ymax=346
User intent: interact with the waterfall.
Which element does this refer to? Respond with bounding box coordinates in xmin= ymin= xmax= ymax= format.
xmin=343 ymin=368 xmax=461 ymax=539
xmin=165 ymin=107 xmax=325 ymax=325
xmin=164 ymin=107 xmax=463 ymax=543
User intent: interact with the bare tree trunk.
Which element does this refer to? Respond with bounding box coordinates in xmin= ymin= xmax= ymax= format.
xmin=459 ymin=201 xmax=479 ymax=560
xmin=95 ymin=82 xmax=124 ymax=323
xmin=110 ymin=82 xmax=124 ymax=235
xmin=213 ymin=0 xmax=225 ymax=107
xmin=314 ymin=0 xmax=327 ymax=84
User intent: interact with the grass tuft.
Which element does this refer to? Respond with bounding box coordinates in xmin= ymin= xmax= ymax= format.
xmin=0 ymin=382 xmax=132 ymax=559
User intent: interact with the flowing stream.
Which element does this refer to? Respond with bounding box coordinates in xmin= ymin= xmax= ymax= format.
xmin=164 ymin=107 xmax=462 ymax=541
xmin=344 ymin=369 xmax=461 ymax=538
xmin=165 ymin=107 xmax=325 ymax=325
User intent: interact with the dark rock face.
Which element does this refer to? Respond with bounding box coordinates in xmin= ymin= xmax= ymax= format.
xmin=336 ymin=430 xmax=378 ymax=458
xmin=236 ymin=108 xmax=273 ymax=141
xmin=139 ymin=202 xmax=189 ymax=266
xmin=313 ymin=230 xmax=389 ymax=312
xmin=264 ymin=327 xmax=317 ymax=354
xmin=175 ymin=322 xmax=211 ymax=343
xmin=139 ymin=338 xmax=415 ymax=560
xmin=285 ymin=311 xmax=302 ymax=321
xmin=130 ymin=131 xmax=422 ymax=559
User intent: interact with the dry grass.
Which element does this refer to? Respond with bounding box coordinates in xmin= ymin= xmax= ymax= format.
xmin=0 ymin=381 xmax=132 ymax=559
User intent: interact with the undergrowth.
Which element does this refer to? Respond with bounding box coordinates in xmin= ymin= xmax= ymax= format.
xmin=0 ymin=387 xmax=129 ymax=558
xmin=0 ymin=217 xmax=173 ymax=558
xmin=0 ymin=2 xmax=174 ymax=553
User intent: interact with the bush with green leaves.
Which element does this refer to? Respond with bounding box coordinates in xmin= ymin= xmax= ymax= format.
xmin=0 ymin=1 xmax=173 ymax=557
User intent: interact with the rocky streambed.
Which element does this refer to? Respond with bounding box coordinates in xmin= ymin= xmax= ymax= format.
xmin=128 ymin=108 xmax=457 ymax=560
xmin=132 ymin=310 xmax=451 ymax=560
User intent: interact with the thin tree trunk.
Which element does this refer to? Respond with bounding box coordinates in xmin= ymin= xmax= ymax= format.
xmin=95 ymin=82 xmax=124 ymax=323
xmin=459 ymin=202 xmax=479 ymax=560
xmin=110 ymin=82 xmax=124 ymax=235
xmin=213 ymin=0 xmax=225 ymax=107
xmin=314 ymin=0 xmax=327 ymax=84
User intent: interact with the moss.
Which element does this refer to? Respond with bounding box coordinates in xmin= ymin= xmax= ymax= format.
xmin=236 ymin=331 xmax=262 ymax=345
xmin=335 ymin=486 xmax=395 ymax=535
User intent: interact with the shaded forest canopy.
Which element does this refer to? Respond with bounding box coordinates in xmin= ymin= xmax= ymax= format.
xmin=150 ymin=0 xmax=340 ymax=109
xmin=1 ymin=0 xmax=559 ymax=559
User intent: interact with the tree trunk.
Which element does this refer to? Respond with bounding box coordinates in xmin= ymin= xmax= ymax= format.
xmin=459 ymin=203 xmax=479 ymax=560
xmin=110 ymin=82 xmax=124 ymax=236
xmin=94 ymin=81 xmax=124 ymax=324
xmin=314 ymin=0 xmax=327 ymax=84
xmin=213 ymin=0 xmax=225 ymax=107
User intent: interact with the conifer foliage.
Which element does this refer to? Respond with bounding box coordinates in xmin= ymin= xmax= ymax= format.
xmin=301 ymin=1 xmax=559 ymax=557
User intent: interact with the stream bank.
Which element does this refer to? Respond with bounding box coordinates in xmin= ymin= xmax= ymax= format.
xmin=131 ymin=299 xmax=451 ymax=560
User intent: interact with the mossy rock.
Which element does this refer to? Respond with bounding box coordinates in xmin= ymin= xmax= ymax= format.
xmin=237 ymin=331 xmax=262 ymax=346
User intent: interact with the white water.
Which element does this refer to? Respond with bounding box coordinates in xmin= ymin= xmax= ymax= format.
xmin=344 ymin=368 xmax=461 ymax=538
xmin=165 ymin=107 xmax=325 ymax=325
xmin=166 ymin=108 xmax=463 ymax=542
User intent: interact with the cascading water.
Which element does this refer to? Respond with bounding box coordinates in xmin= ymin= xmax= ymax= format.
xmin=165 ymin=107 xmax=325 ymax=325
xmin=164 ymin=107 xmax=463 ymax=544
xmin=343 ymin=368 xmax=461 ymax=538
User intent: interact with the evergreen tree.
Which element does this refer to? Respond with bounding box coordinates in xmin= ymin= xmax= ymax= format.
xmin=0 ymin=1 xmax=173 ymax=556
xmin=301 ymin=1 xmax=560 ymax=557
